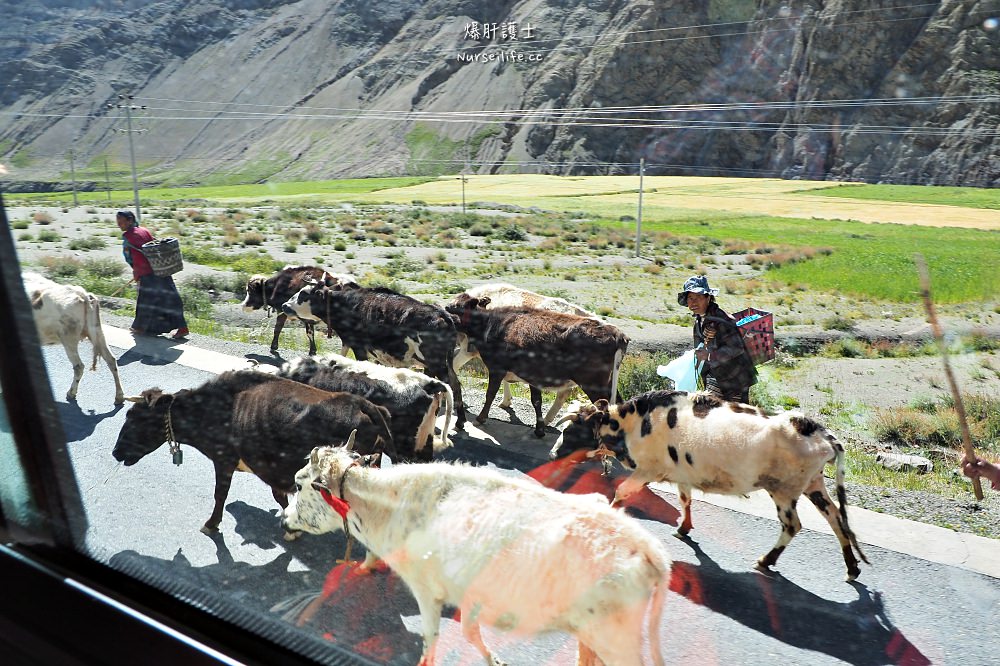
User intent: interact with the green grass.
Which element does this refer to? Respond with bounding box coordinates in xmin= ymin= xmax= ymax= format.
xmin=805 ymin=183 xmax=1000 ymax=209
xmin=634 ymin=213 xmax=1000 ymax=303
xmin=182 ymin=245 xmax=284 ymax=274
xmin=405 ymin=124 xmax=462 ymax=177
xmin=10 ymin=176 xmax=436 ymax=205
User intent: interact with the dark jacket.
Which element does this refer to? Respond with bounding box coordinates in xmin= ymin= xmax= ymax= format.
xmin=694 ymin=302 xmax=757 ymax=396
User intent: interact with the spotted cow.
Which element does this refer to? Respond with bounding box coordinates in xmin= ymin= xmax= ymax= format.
xmin=550 ymin=390 xmax=869 ymax=581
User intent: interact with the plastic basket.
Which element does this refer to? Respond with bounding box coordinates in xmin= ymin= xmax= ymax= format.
xmin=141 ymin=238 xmax=183 ymax=277
xmin=733 ymin=307 xmax=774 ymax=366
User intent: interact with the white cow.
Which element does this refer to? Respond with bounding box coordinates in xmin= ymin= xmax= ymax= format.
xmin=23 ymin=272 xmax=124 ymax=405
xmin=449 ymin=283 xmax=601 ymax=419
xmin=283 ymin=445 xmax=669 ymax=665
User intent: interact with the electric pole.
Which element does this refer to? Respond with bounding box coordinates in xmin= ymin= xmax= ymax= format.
xmin=103 ymin=157 xmax=112 ymax=202
xmin=108 ymin=94 xmax=147 ymax=222
xmin=635 ymin=157 xmax=645 ymax=258
xmin=68 ymin=149 xmax=78 ymax=207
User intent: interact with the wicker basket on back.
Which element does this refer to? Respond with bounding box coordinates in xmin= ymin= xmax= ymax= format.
xmin=139 ymin=238 xmax=183 ymax=277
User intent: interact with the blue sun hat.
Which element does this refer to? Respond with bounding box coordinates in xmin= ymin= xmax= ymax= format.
xmin=677 ymin=275 xmax=719 ymax=306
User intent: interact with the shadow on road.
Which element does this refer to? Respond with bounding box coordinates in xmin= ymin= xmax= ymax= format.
xmin=670 ymin=540 xmax=931 ymax=666
xmin=56 ymin=400 xmax=124 ymax=442
xmin=117 ymin=339 xmax=183 ymax=367
xmin=244 ymin=353 xmax=285 ymax=370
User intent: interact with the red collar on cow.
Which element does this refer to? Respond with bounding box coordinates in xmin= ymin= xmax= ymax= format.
xmin=318 ymin=460 xmax=360 ymax=522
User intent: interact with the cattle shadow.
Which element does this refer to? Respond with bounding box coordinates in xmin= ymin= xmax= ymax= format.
xmin=56 ymin=400 xmax=123 ymax=442
xmin=244 ymin=353 xmax=285 ymax=370
xmin=670 ymin=540 xmax=931 ymax=666
xmin=107 ymin=530 xmax=423 ymax=664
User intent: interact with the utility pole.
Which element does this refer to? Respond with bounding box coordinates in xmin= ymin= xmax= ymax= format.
xmin=103 ymin=157 xmax=112 ymax=202
xmin=635 ymin=157 xmax=645 ymax=258
xmin=108 ymin=94 xmax=147 ymax=222
xmin=68 ymin=149 xmax=78 ymax=207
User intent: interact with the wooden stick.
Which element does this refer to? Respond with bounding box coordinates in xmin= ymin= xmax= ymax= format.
xmin=915 ymin=254 xmax=983 ymax=501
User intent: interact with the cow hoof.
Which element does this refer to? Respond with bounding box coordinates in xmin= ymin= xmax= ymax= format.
xmin=673 ymin=528 xmax=691 ymax=539
xmin=283 ymin=530 xmax=302 ymax=542
xmin=533 ymin=427 xmax=546 ymax=438
xmin=475 ymin=416 xmax=488 ymax=425
xmin=200 ymin=525 xmax=220 ymax=535
xmin=66 ymin=392 xmax=77 ymax=402
xmin=845 ymin=570 xmax=860 ymax=583
xmin=114 ymin=396 xmax=125 ymax=406
xmin=269 ymin=348 xmax=279 ymax=355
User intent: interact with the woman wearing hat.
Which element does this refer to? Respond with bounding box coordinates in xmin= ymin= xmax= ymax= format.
xmin=677 ymin=275 xmax=757 ymax=403
xmin=117 ymin=210 xmax=189 ymax=340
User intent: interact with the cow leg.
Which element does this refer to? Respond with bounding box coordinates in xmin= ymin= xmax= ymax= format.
xmin=60 ymin=337 xmax=85 ymax=402
xmin=270 ymin=314 xmax=287 ymax=354
xmin=542 ymin=387 xmax=573 ymax=424
xmin=413 ymin=591 xmax=444 ymax=666
xmin=304 ymin=321 xmax=317 ymax=356
xmin=804 ymin=475 xmax=862 ymax=581
xmin=756 ymin=493 xmax=802 ymax=572
xmin=576 ymin=643 xmax=599 ymax=666
xmin=677 ymin=483 xmax=694 ymax=536
xmin=611 ymin=473 xmax=653 ymax=507
xmin=499 ymin=380 xmax=515 ymax=409
xmin=202 ymin=461 xmax=237 ymax=534
xmin=529 ymin=385 xmax=545 ymax=438
xmin=461 ymin=604 xmax=505 ymax=665
xmin=98 ymin=345 xmax=125 ymax=405
xmin=447 ymin=363 xmax=467 ymax=428
xmin=477 ymin=372 xmax=505 ymax=425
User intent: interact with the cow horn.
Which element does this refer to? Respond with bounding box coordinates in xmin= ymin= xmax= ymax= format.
xmin=553 ymin=413 xmax=577 ymax=428
xmin=124 ymin=395 xmax=145 ymax=403
xmin=344 ymin=429 xmax=357 ymax=452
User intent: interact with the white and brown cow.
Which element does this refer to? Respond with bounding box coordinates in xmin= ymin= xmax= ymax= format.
xmin=550 ymin=390 xmax=869 ymax=581
xmin=241 ymin=265 xmax=357 ymax=355
xmin=282 ymin=283 xmax=467 ymax=427
xmin=22 ymin=271 xmax=124 ymax=405
xmin=448 ymin=283 xmax=599 ymax=412
xmin=446 ymin=294 xmax=628 ymax=438
xmin=283 ymin=445 xmax=669 ymax=666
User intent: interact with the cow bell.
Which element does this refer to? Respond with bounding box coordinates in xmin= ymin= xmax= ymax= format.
xmin=172 ymin=450 xmax=184 ymax=466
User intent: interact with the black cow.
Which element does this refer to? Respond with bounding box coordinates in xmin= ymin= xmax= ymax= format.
xmin=112 ymin=370 xmax=393 ymax=534
xmin=283 ymin=284 xmax=467 ymax=428
xmin=276 ymin=354 xmax=453 ymax=462
xmin=445 ymin=294 xmax=629 ymax=438
xmin=241 ymin=265 xmax=357 ymax=355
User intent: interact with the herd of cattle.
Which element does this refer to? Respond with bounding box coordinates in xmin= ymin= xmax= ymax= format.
xmin=24 ymin=265 xmax=869 ymax=665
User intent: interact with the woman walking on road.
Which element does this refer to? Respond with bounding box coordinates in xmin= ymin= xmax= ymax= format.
xmin=677 ymin=275 xmax=757 ymax=403
xmin=117 ymin=210 xmax=189 ymax=340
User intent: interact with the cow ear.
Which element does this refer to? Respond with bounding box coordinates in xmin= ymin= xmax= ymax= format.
xmin=594 ymin=399 xmax=610 ymax=412
xmin=311 ymin=477 xmax=330 ymax=494
xmin=363 ymin=453 xmax=379 ymax=467
xmin=344 ymin=429 xmax=357 ymax=452
xmin=309 ymin=447 xmax=320 ymax=467
xmin=142 ymin=388 xmax=164 ymax=407
xmin=30 ymin=292 xmax=44 ymax=310
xmin=477 ymin=296 xmax=491 ymax=308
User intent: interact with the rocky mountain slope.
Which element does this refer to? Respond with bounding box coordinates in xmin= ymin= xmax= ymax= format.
xmin=1 ymin=0 xmax=998 ymax=189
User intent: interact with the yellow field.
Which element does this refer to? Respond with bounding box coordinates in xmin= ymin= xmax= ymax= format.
xmin=240 ymin=175 xmax=1000 ymax=230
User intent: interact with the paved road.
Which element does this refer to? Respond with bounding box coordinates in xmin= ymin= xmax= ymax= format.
xmin=39 ymin=337 xmax=1000 ymax=666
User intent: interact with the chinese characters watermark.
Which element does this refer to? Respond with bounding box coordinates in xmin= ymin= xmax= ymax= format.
xmin=463 ymin=21 xmax=535 ymax=41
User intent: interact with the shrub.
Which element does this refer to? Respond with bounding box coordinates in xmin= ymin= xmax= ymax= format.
xmin=178 ymin=285 xmax=214 ymax=319
xmin=68 ymin=236 xmax=108 ymax=251
xmin=333 ymin=240 xmax=347 ymax=251
xmin=468 ymin=223 xmax=492 ymax=237
xmin=284 ymin=243 xmax=298 ymax=253
xmin=241 ymin=231 xmax=265 ymax=246
xmin=823 ymin=315 xmax=854 ymax=331
xmin=12 ymin=219 xmax=29 ymax=229
xmin=32 ymin=212 xmax=54 ymax=225
xmin=499 ymin=224 xmax=527 ymax=241
xmin=304 ymin=222 xmax=324 ymax=243
xmin=383 ymin=255 xmax=423 ymax=277
xmin=37 ymin=230 xmax=61 ymax=242
xmin=616 ymin=352 xmax=673 ymax=400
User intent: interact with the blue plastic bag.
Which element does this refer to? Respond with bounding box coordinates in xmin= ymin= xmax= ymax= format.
xmin=657 ymin=348 xmax=704 ymax=392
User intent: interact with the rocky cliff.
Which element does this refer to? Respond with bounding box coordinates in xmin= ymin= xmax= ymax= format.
xmin=1 ymin=0 xmax=997 ymax=189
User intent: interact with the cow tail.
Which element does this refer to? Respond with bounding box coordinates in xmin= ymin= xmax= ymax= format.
xmin=85 ymin=294 xmax=106 ymax=371
xmin=833 ymin=435 xmax=870 ymax=565
xmin=645 ymin=554 xmax=667 ymax=666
